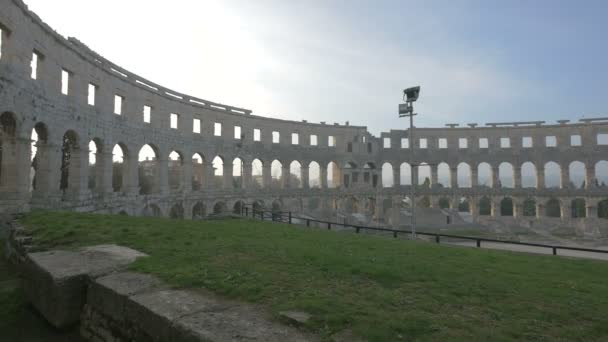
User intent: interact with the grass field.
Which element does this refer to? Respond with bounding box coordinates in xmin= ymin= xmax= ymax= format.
xmin=16 ymin=211 xmax=608 ymax=341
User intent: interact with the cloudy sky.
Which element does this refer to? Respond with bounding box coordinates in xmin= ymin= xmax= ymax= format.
xmin=24 ymin=0 xmax=608 ymax=135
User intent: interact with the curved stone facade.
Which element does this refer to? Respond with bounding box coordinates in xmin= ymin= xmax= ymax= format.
xmin=1 ymin=0 xmax=607 ymax=235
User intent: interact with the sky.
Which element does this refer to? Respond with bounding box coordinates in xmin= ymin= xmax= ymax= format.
xmin=23 ymin=0 xmax=608 ymax=135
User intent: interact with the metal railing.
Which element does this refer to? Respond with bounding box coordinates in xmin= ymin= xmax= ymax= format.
xmin=239 ymin=206 xmax=608 ymax=257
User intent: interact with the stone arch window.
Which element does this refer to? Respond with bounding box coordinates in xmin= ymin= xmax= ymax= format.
xmin=192 ymin=202 xmax=206 ymax=219
xmin=289 ymin=160 xmax=302 ymax=188
xmin=327 ymin=161 xmax=340 ymax=188
xmin=29 ymin=122 xmax=48 ymax=193
xmin=571 ymin=198 xmax=586 ymax=218
xmin=233 ymin=200 xmax=245 ymax=214
xmin=521 ymin=162 xmax=537 ymax=188
xmin=381 ymin=162 xmax=393 ymax=188
xmin=477 ymin=162 xmax=492 ymax=187
xmin=457 ymin=162 xmax=471 ymax=188
xmin=437 ymin=162 xmax=450 ymax=188
xmin=544 ymin=162 xmax=561 ymax=188
xmin=211 ymin=156 xmax=224 ymax=189
xmin=595 ymin=160 xmax=608 ymax=187
xmin=498 ymin=162 xmax=514 ymax=188
xmin=232 ymin=157 xmax=243 ymax=189
xmin=251 ymin=158 xmax=263 ymax=188
xmin=60 ymin=130 xmax=80 ymax=197
xmin=168 ymin=151 xmax=184 ymax=191
xmin=546 ymin=198 xmax=561 ymax=218
xmin=400 ymin=162 xmax=412 ymax=185
xmin=213 ymin=201 xmax=228 ymax=214
xmin=308 ymin=161 xmax=320 ymax=188
xmin=417 ymin=162 xmax=431 ymax=187
xmin=598 ymin=199 xmax=608 ymax=219
xmin=192 ymin=153 xmax=204 ymax=191
xmin=569 ymin=161 xmax=586 ymax=189
xmin=138 ymin=144 xmax=159 ymax=195
xmin=479 ymin=196 xmax=491 ymax=216
xmin=523 ymin=198 xmax=536 ymax=217
xmin=112 ymin=144 xmax=128 ymax=193
xmin=169 ymin=202 xmax=184 ymax=219
xmin=500 ymin=197 xmax=513 ymax=216
xmin=457 ymin=197 xmax=470 ymax=213
xmin=88 ymin=139 xmax=103 ymax=191
xmin=270 ymin=160 xmax=283 ymax=188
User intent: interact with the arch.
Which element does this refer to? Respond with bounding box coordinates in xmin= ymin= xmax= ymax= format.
xmin=438 ymin=197 xmax=451 ymax=209
xmin=544 ymin=162 xmax=561 ymax=188
xmin=142 ymin=204 xmax=161 ymax=217
xmin=251 ymin=158 xmax=264 ymax=188
xmin=112 ymin=143 xmax=128 ymax=193
xmin=29 ymin=122 xmax=49 ymax=192
xmin=571 ymin=198 xmax=586 ymax=218
xmin=253 ymin=200 xmax=265 ymax=213
xmin=213 ymin=201 xmax=228 ymax=214
xmin=569 ymin=161 xmax=586 ymax=189
xmin=521 ymin=162 xmax=537 ymax=188
xmin=457 ymin=197 xmax=470 ymax=213
xmin=168 ymin=150 xmax=184 ymax=190
xmin=417 ymin=162 xmax=431 ymax=187
xmin=233 ymin=200 xmax=245 ymax=215
xmin=327 ymin=161 xmax=340 ymax=188
xmin=457 ymin=162 xmax=471 ymax=188
xmin=192 ymin=201 xmax=206 ymax=219
xmin=308 ymin=161 xmax=320 ymax=188
xmin=498 ymin=162 xmax=514 ymax=188
xmin=169 ymin=202 xmax=184 ymax=219
xmin=364 ymin=162 xmax=378 ymax=188
xmin=477 ymin=162 xmax=492 ymax=187
xmin=437 ymin=162 xmax=450 ymax=188
xmin=138 ymin=144 xmax=159 ymax=195
xmin=381 ymin=162 xmax=394 ymax=187
xmin=88 ymin=138 xmax=103 ymax=191
xmin=191 ymin=153 xmax=204 ymax=191
xmin=212 ymin=156 xmax=224 ymax=189
xmin=546 ymin=198 xmax=561 ymax=218
xmin=479 ymin=196 xmax=491 ymax=216
xmin=271 ymin=160 xmax=283 ymax=188
xmin=60 ymin=130 xmax=80 ymax=194
xmin=232 ymin=157 xmax=243 ymax=188
xmin=595 ymin=161 xmax=608 ymax=187
xmin=400 ymin=162 xmax=411 ymax=185
xmin=599 ymin=199 xmax=608 ymax=219
xmin=500 ymin=197 xmax=513 ymax=216
xmin=523 ymin=198 xmax=536 ymax=217
xmin=289 ymin=160 xmax=302 ymax=188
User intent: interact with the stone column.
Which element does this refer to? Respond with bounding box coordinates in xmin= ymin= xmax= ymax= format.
xmin=301 ymin=166 xmax=309 ymax=189
xmin=320 ymin=166 xmax=328 ymax=188
xmin=470 ymin=198 xmax=478 ymax=221
xmin=513 ymin=166 xmax=522 ymax=189
xmin=158 ymin=158 xmax=169 ymax=195
xmin=585 ymin=164 xmax=596 ymax=189
xmin=242 ymin=161 xmax=252 ymax=189
xmin=65 ymin=147 xmax=90 ymax=200
xmin=282 ymin=166 xmax=290 ymax=189
xmin=393 ymin=166 xmax=400 ymax=187
xmin=430 ymin=165 xmax=438 ymax=188
xmin=391 ymin=196 xmax=401 ymax=229
xmin=587 ymin=203 xmax=598 ymax=218
xmin=560 ymin=165 xmax=570 ymax=189
xmin=182 ymin=159 xmax=193 ymax=193
xmin=98 ymin=150 xmax=113 ymax=195
xmin=223 ymin=166 xmax=233 ymax=190
xmin=31 ymin=142 xmax=54 ymax=197
xmin=263 ymin=163 xmax=272 ymax=188
xmin=204 ymin=163 xmax=215 ymax=190
xmin=471 ymin=168 xmax=478 ymax=187
xmin=537 ymin=167 xmax=545 ymax=189
xmin=490 ymin=197 xmax=498 ymax=217
xmin=491 ymin=167 xmax=499 ymax=188
xmin=513 ymin=201 xmax=522 ymax=218
xmin=126 ymin=154 xmax=139 ymax=195
xmin=0 ymin=139 xmax=17 ymax=193
xmin=449 ymin=167 xmax=457 ymax=188
xmin=561 ymin=201 xmax=570 ymax=220
xmin=536 ymin=201 xmax=544 ymax=219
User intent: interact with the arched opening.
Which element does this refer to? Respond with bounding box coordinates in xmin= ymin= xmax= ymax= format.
xmin=599 ymin=199 xmax=608 ymax=219
xmin=546 ymin=198 xmax=561 ymax=218
xmin=251 ymin=159 xmax=263 ymax=188
xmin=271 ymin=160 xmax=283 ymax=188
xmin=500 ymin=197 xmax=513 ymax=216
xmin=88 ymin=139 xmax=102 ymax=191
xmin=169 ymin=202 xmax=184 ymax=219
xmin=544 ymin=162 xmax=561 ymax=188
xmin=477 ymin=162 xmax=492 ymax=187
xmin=327 ymin=161 xmax=340 ymax=188
xmin=437 ymin=162 xmax=450 ymax=188
xmin=142 ymin=204 xmax=161 ymax=217
xmin=364 ymin=162 xmax=378 ymax=187
xmin=523 ymin=198 xmax=536 ymax=217
xmin=112 ymin=144 xmax=128 ymax=193
xmin=212 ymin=156 xmax=224 ymax=188
xmin=381 ymin=162 xmax=394 ymax=187
xmin=232 ymin=157 xmax=243 ymax=189
xmin=308 ymin=161 xmax=320 ymax=188
xmin=192 ymin=202 xmax=206 ymax=219
xmin=418 ymin=162 xmax=431 ymax=187
xmin=400 ymin=162 xmax=412 ymax=185
xmin=479 ymin=196 xmax=491 ymax=216
xmin=213 ymin=201 xmax=227 ymax=214
xmin=457 ymin=197 xmax=470 ymax=213
xmin=138 ymin=144 xmax=159 ymax=195
xmin=438 ymin=197 xmax=451 ymax=209
xmin=60 ymin=130 xmax=80 ymax=197
xmin=192 ymin=153 xmax=204 ymax=191
xmin=0 ymin=112 xmax=17 ymax=190
xmin=233 ymin=200 xmax=244 ymax=215
xmin=457 ymin=163 xmax=471 ymax=188
xmin=168 ymin=151 xmax=183 ymax=191
xmin=290 ymin=160 xmax=302 ymax=188
xmin=30 ymin=123 xmax=48 ymax=192
xmin=521 ymin=162 xmax=537 ymax=188
xmin=498 ymin=162 xmax=514 ymax=188
xmin=595 ymin=161 xmax=608 ymax=187
xmin=569 ymin=161 xmax=586 ymax=189
xmin=571 ymin=198 xmax=586 ymax=218
xmin=342 ymin=162 xmax=356 ymax=188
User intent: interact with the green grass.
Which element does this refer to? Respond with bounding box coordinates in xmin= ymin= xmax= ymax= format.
xmin=19 ymin=211 xmax=608 ymax=341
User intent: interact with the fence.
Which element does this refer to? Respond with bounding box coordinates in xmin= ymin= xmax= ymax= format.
xmin=239 ymin=206 xmax=608 ymax=257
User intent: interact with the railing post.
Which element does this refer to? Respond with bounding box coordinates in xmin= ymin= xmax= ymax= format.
xmin=553 ymin=247 xmax=557 ymax=255
xmin=289 ymin=212 xmax=292 ymax=224
xmin=435 ymin=235 xmax=440 ymax=244
xmin=476 ymin=239 xmax=481 ymax=248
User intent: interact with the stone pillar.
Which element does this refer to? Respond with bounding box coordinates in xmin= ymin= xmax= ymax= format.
xmin=320 ymin=166 xmax=328 ymax=188
xmin=391 ymin=196 xmax=401 ymax=229
xmin=65 ymin=147 xmax=90 ymax=199
xmin=537 ymin=167 xmax=545 ymax=189
xmin=587 ymin=203 xmax=598 ymax=218
xmin=301 ymin=166 xmax=309 ymax=189
xmin=0 ymin=139 xmax=18 ymax=192
xmin=125 ymin=154 xmax=139 ymax=195
xmin=204 ymin=163 xmax=215 ymax=190
xmin=98 ymin=150 xmax=113 ymax=194
xmin=490 ymin=197 xmax=498 ymax=217
xmin=561 ymin=201 xmax=570 ymax=220
xmin=158 ymin=158 xmax=169 ymax=195
xmin=449 ymin=167 xmax=457 ymax=188
xmin=560 ymin=165 xmax=570 ymax=189
xmin=242 ymin=161 xmax=252 ymax=189
xmin=471 ymin=168 xmax=478 ymax=187
xmin=585 ymin=164 xmax=595 ymax=189
xmin=31 ymin=143 xmax=54 ymax=197
xmin=514 ymin=166 xmax=522 ymax=189
xmin=470 ymin=199 xmax=478 ymax=221
xmin=513 ymin=201 xmax=522 ymax=218
xmin=12 ymin=138 xmax=33 ymax=196
xmin=282 ymin=166 xmax=290 ymax=189
xmin=430 ymin=165 xmax=438 ymax=188
xmin=393 ymin=166 xmax=400 ymax=187
xmin=536 ymin=202 xmax=544 ymax=219
xmin=182 ymin=159 xmax=193 ymax=193
xmin=223 ymin=166 xmax=233 ymax=190
xmin=491 ymin=167 xmax=499 ymax=188
xmin=263 ymin=163 xmax=272 ymax=188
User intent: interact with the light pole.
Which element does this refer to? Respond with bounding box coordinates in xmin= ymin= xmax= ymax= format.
xmin=399 ymin=86 xmax=421 ymax=239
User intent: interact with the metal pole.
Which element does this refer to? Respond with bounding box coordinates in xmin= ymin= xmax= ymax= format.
xmin=410 ymin=111 xmax=417 ymax=239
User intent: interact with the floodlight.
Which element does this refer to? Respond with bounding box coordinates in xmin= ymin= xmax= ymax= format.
xmin=403 ymin=86 xmax=420 ymax=103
